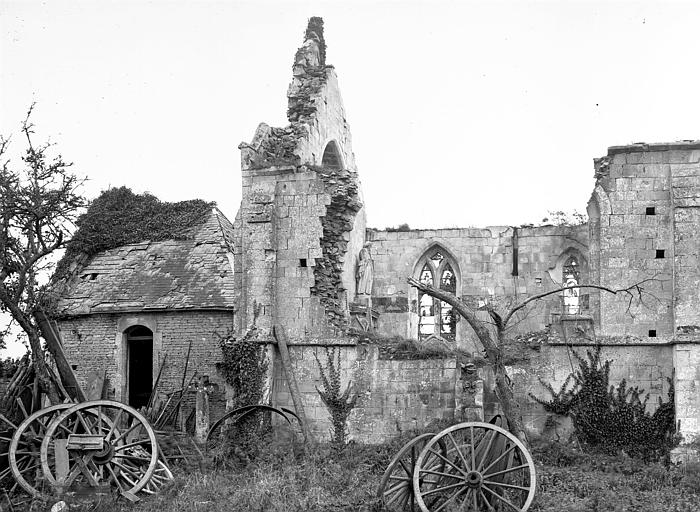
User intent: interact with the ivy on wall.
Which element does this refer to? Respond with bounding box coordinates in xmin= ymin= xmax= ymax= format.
xmin=532 ymin=347 xmax=678 ymax=461
xmin=215 ymin=318 xmax=269 ymax=463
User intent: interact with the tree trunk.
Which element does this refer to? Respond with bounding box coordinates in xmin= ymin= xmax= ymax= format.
xmin=26 ymin=330 xmax=61 ymax=405
xmin=407 ymin=277 xmax=529 ymax=447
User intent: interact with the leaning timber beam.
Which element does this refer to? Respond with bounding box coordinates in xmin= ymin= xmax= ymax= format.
xmin=273 ymin=325 xmax=313 ymax=444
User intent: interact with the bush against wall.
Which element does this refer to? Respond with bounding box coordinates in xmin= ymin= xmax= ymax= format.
xmin=532 ymin=347 xmax=678 ymax=461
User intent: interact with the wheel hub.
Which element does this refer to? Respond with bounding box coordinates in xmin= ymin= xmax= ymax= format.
xmin=465 ymin=470 xmax=482 ymax=488
xmin=92 ymin=441 xmax=114 ymax=465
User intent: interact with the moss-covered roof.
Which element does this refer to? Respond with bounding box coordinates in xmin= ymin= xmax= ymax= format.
xmin=53 ymin=189 xmax=236 ymax=316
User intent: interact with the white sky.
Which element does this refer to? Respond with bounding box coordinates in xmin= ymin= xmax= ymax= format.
xmin=2 ymin=0 xmax=700 ymax=356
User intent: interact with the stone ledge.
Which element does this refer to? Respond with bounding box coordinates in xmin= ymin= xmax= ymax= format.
xmin=608 ymin=141 xmax=700 ymax=155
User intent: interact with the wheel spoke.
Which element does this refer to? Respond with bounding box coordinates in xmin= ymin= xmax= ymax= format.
xmin=433 ymin=486 xmax=468 ymax=512
xmin=114 ymin=439 xmax=153 ymax=452
xmin=447 ymin=432 xmax=472 ymax=472
xmin=383 ymin=479 xmax=410 ymax=497
xmin=419 ymin=468 xmax=463 ymax=480
xmin=478 ymin=488 xmax=495 ymax=511
xmin=398 ymin=458 xmax=412 ymax=476
xmin=481 ymin=444 xmax=516 ymax=476
xmin=481 ymin=483 xmax=522 ymax=512
xmin=107 ymin=464 xmax=126 ymax=492
xmin=113 ymin=453 xmax=154 ymax=463
xmin=422 ymin=481 xmax=466 ymax=497
xmin=113 ymin=461 xmax=141 ymax=480
xmin=426 ymin=447 xmax=468 ymax=476
xmin=476 ymin=430 xmax=497 ymax=472
xmin=469 ymin=426 xmax=476 ymax=471
xmin=112 ymin=422 xmax=141 ymax=444
xmin=483 ymin=479 xmax=530 ymax=491
xmin=106 ymin=409 xmax=124 ymax=441
xmin=483 ymin=463 xmax=530 ymax=480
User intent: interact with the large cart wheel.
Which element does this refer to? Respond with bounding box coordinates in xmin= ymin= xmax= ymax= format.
xmin=8 ymin=404 xmax=73 ymax=500
xmin=378 ymin=433 xmax=448 ymax=511
xmin=413 ymin=422 xmax=536 ymax=512
xmin=40 ymin=400 xmax=159 ymax=499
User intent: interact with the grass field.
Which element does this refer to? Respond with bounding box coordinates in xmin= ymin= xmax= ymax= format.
xmin=20 ymin=434 xmax=700 ymax=512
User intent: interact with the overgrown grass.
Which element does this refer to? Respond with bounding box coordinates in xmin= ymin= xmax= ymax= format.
xmin=26 ymin=436 xmax=700 ymax=512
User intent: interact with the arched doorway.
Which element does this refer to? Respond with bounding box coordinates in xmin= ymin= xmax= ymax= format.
xmin=126 ymin=325 xmax=153 ymax=409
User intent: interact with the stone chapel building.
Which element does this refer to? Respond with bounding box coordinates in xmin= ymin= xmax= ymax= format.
xmin=54 ymin=18 xmax=700 ymax=445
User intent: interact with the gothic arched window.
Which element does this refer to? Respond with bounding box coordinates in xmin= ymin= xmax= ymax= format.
xmin=417 ymin=249 xmax=457 ymax=340
xmin=562 ymin=256 xmax=580 ymax=315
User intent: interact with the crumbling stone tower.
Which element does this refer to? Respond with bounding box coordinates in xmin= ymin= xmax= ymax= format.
xmin=588 ymin=142 xmax=700 ymax=444
xmin=234 ymin=17 xmax=366 ymax=341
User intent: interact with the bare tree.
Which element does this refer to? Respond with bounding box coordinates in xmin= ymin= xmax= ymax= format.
xmin=0 ymin=104 xmax=86 ymax=404
xmin=407 ymin=276 xmax=664 ymax=446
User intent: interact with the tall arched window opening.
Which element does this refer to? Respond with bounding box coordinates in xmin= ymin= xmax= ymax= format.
xmin=418 ymin=249 xmax=457 ymax=340
xmin=321 ymin=140 xmax=343 ymax=170
xmin=562 ymin=256 xmax=581 ymax=315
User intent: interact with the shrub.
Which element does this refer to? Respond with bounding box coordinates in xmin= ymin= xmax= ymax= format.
xmin=532 ymin=347 xmax=679 ymax=461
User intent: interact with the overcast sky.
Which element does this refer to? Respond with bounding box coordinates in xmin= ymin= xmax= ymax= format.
xmin=2 ymin=0 xmax=700 ymax=356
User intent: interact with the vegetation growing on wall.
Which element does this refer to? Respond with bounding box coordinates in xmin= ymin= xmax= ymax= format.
xmin=314 ymin=347 xmax=358 ymax=446
xmin=215 ymin=317 xmax=269 ymax=463
xmin=311 ymin=166 xmax=362 ymax=329
xmin=53 ymin=187 xmax=213 ymax=284
xmin=532 ymin=347 xmax=678 ymax=461
xmin=539 ymin=210 xmax=588 ymax=226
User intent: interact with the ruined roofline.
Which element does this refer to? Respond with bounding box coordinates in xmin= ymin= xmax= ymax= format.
xmin=607 ymin=140 xmax=700 ymax=155
xmin=368 ymin=223 xmax=588 ymax=238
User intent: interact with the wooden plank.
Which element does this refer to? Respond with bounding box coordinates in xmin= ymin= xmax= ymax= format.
xmin=66 ymin=434 xmax=103 ymax=451
xmin=273 ymin=325 xmax=313 ymax=444
xmin=85 ymin=370 xmax=106 ymax=401
xmin=54 ymin=438 xmax=69 ymax=484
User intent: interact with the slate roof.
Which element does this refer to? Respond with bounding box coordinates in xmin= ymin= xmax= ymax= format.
xmin=55 ymin=208 xmax=236 ymax=316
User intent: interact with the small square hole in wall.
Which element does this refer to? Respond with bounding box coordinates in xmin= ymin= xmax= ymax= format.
xmin=646 ymin=206 xmax=656 ymax=215
xmin=655 ymin=249 xmax=665 ymax=259
xmin=648 ymin=329 xmax=657 ymax=338
xmin=299 ymin=258 xmax=307 ymax=267
xmin=71 ymin=364 xmax=79 ymax=370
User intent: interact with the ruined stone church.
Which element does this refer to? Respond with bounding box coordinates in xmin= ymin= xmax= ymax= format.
xmin=54 ymin=18 xmax=700 ymax=445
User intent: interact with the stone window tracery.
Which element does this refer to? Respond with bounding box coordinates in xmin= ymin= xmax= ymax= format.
xmin=562 ymin=256 xmax=581 ymax=315
xmin=417 ymin=249 xmax=458 ymax=340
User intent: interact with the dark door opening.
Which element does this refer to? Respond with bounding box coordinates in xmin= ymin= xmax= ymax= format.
xmin=127 ymin=326 xmax=153 ymax=409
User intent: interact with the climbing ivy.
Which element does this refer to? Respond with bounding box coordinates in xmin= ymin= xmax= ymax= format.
xmin=314 ymin=347 xmax=358 ymax=446
xmin=532 ymin=347 xmax=679 ymax=461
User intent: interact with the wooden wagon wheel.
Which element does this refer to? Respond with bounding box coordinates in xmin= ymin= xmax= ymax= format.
xmin=40 ymin=400 xmax=159 ymax=499
xmin=121 ymin=457 xmax=173 ymax=495
xmin=7 ymin=403 xmax=73 ymax=501
xmin=378 ymin=433 xmax=451 ymax=511
xmin=413 ymin=422 xmax=536 ymax=512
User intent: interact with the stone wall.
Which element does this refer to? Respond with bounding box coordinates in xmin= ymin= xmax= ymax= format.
xmin=57 ymin=310 xmax=232 ymax=422
xmin=271 ymin=344 xmax=457 ymax=443
xmin=268 ymin=339 xmax=675 ymax=444
xmin=510 ymin=342 xmax=674 ymax=439
xmin=367 ymin=224 xmax=588 ymax=352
